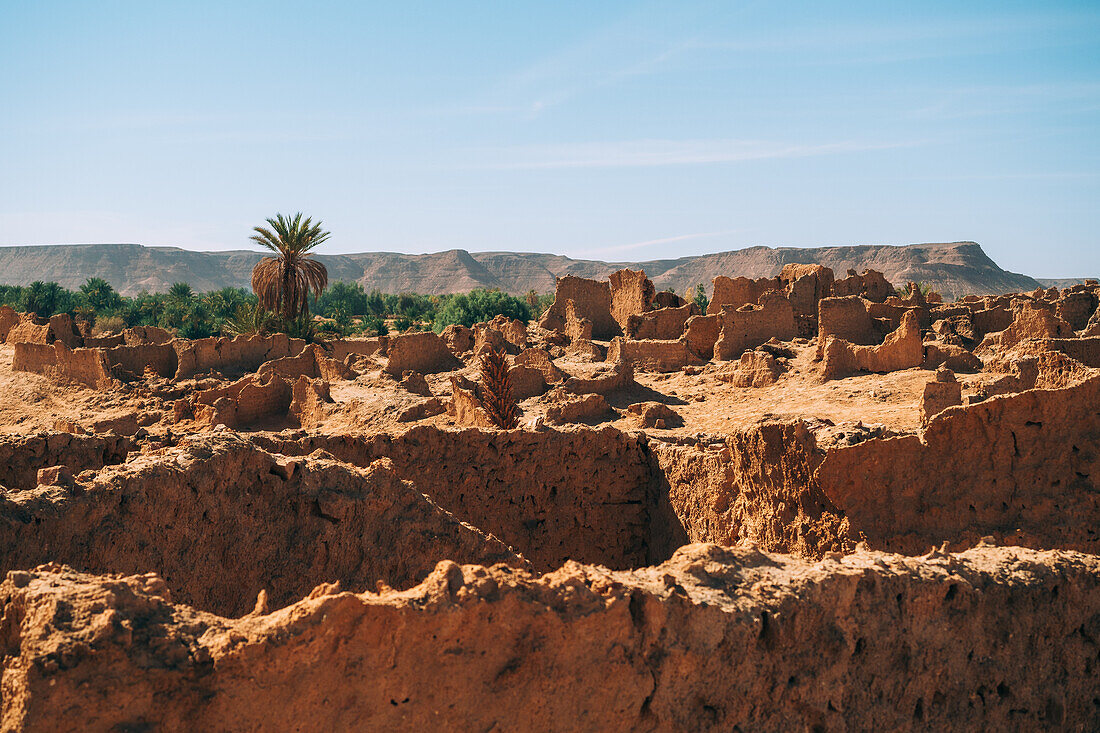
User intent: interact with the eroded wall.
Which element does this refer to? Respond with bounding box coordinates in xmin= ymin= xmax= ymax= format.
xmin=3 ymin=545 xmax=1097 ymax=731
xmin=257 ymin=426 xmax=656 ymax=571
xmin=0 ymin=436 xmax=522 ymax=616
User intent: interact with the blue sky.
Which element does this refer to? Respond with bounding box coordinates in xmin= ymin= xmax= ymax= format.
xmin=1 ymin=1 xmax=1097 ymax=276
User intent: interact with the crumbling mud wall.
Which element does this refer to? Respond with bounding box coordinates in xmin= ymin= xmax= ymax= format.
xmin=822 ymin=310 xmax=923 ymax=379
xmin=122 ymin=325 xmax=174 ymax=345
xmin=104 ymin=343 xmax=178 ymax=379
xmin=0 ymin=432 xmax=132 ymax=492
xmin=609 ymin=268 xmax=655 ymax=332
xmin=707 ymin=275 xmax=781 ymax=315
xmin=867 ymin=298 xmax=930 ymax=331
xmin=539 ymin=275 xmax=620 ymax=338
xmin=190 ymin=372 xmax=294 ymax=428
xmin=817 ymin=295 xmax=881 ymax=358
xmin=0 ymin=305 xmax=18 ymax=341
xmin=649 ymin=422 xmax=853 ymax=559
xmin=559 ymin=361 xmax=634 ymax=395
xmin=780 ymin=263 xmax=834 ymax=336
xmin=832 ymin=267 xmax=893 ymax=301
xmin=384 ymin=331 xmax=461 ymax=376
xmin=0 ymin=436 xmax=522 ymax=617
xmin=1055 ymin=289 xmax=1098 ymax=330
xmin=562 ymin=298 xmax=593 ymax=342
xmin=173 ymin=333 xmax=306 ymax=380
xmin=607 ymin=337 xmax=705 ymax=372
xmin=14 ymin=339 xmax=180 ymax=386
xmin=46 ymin=313 xmax=82 ymax=348
xmin=329 ymin=337 xmax=386 ymax=361
xmin=5 ymin=318 xmax=55 ymax=346
xmin=978 ymin=299 xmax=1074 ymax=353
xmin=12 ymin=341 xmax=117 ymax=390
xmin=970 ymin=304 xmax=1014 ymax=337
xmin=255 ymin=426 xmax=655 ymax=571
xmin=817 ymin=374 xmax=1100 ymax=555
xmin=718 ymin=349 xmax=784 ymax=387
xmin=4 ymin=545 xmax=1097 ymax=731
xmin=713 ymin=292 xmax=796 ymax=360
xmin=624 ymin=303 xmax=696 ymax=340
xmin=1031 ymin=336 xmax=1100 ymax=368
xmin=682 ymin=313 xmax=720 ymax=359
xmin=258 ymin=343 xmax=353 ymax=382
xmin=647 ymin=372 xmax=1100 ymax=558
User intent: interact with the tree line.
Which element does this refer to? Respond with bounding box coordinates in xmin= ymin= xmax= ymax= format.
xmin=0 ymin=278 xmax=553 ymax=339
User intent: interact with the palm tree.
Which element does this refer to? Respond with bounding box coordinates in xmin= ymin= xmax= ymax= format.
xmin=80 ymin=277 xmax=121 ymax=312
xmin=168 ymin=282 xmax=194 ymax=303
xmin=23 ymin=281 xmax=65 ymax=316
xmin=249 ymin=213 xmax=330 ymax=321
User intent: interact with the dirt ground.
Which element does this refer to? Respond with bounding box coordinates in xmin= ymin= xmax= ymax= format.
xmin=0 ymin=338 xmax=992 ymax=439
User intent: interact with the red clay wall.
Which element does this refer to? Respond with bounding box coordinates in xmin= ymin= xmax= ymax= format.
xmin=255 ymin=426 xmax=655 ymax=571
xmin=6 ymin=546 xmax=1097 ymax=731
xmin=0 ymin=432 xmax=132 ymax=491
xmin=0 ymin=437 xmax=522 ymax=617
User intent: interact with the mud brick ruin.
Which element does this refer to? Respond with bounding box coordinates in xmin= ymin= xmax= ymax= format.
xmin=1 ymin=270 xmax=1099 ymax=729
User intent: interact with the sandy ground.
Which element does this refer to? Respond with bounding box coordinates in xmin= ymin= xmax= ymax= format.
xmin=0 ymin=338 xmax=992 ymax=438
xmin=325 ymin=338 xmax=990 ymax=437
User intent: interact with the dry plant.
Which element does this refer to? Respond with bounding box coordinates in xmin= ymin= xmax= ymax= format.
xmin=479 ymin=347 xmax=518 ymax=429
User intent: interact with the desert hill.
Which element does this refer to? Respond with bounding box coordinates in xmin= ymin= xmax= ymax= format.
xmin=0 ymin=241 xmax=1042 ymax=300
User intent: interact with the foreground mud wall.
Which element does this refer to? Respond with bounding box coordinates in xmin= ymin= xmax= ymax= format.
xmin=3 ymin=544 xmax=1097 ymax=731
xmin=256 ymin=426 xmax=656 ymax=571
xmin=0 ymin=433 xmax=133 ymax=492
xmin=0 ymin=436 xmax=522 ymax=616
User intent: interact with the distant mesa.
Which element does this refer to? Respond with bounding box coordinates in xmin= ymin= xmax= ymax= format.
xmin=0 ymin=241 xmax=1053 ymax=299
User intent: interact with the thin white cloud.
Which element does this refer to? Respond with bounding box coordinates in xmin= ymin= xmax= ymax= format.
xmin=587 ymin=229 xmax=740 ymax=257
xmin=478 ymin=138 xmax=917 ymax=170
xmin=469 ymin=4 xmax=709 ymax=117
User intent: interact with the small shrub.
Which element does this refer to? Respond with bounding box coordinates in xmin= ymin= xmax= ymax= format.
xmin=92 ymin=314 xmax=126 ymax=335
xmin=223 ymin=304 xmax=273 ymax=337
xmin=895 ymin=281 xmax=936 ymax=299
xmin=359 ymin=315 xmax=388 ymax=337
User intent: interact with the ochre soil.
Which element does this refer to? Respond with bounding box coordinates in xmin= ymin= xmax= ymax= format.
xmin=1 ymin=274 xmax=1099 ymax=730
xmin=0 ymin=340 xmax=989 ymax=437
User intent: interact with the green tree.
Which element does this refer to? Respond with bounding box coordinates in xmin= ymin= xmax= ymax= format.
xmin=315 ymin=281 xmax=369 ymax=318
xmin=692 ymin=283 xmax=708 ymax=313
xmin=396 ymin=292 xmax=434 ymax=321
xmin=79 ymin=277 xmax=123 ymax=313
xmin=204 ymin=287 xmax=253 ymax=321
xmin=359 ymin=315 xmax=388 ymax=337
xmin=131 ymin=291 xmax=166 ymax=327
xmin=223 ymin=303 xmax=273 ymax=337
xmin=432 ymin=289 xmax=531 ymax=331
xmin=364 ymin=289 xmax=387 ymax=316
xmin=168 ymin=282 xmax=194 ymax=303
xmin=22 ymin=281 xmax=68 ymax=316
xmin=0 ymin=285 xmax=25 ymax=309
xmin=249 ymin=212 xmax=330 ymax=320
xmin=177 ymin=300 xmax=216 ymax=339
